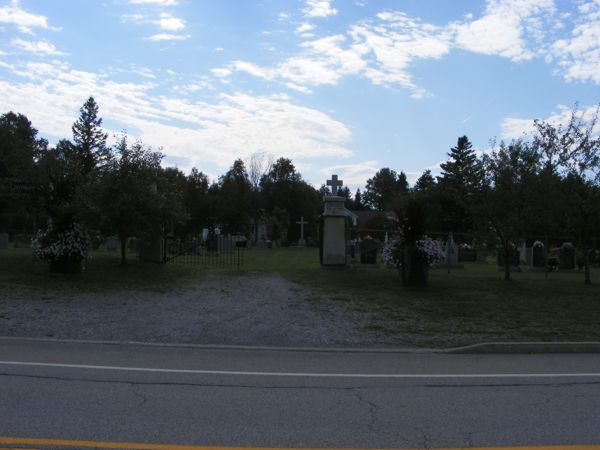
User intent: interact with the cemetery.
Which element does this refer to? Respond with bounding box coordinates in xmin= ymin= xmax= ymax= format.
xmin=1 ymin=99 xmax=600 ymax=348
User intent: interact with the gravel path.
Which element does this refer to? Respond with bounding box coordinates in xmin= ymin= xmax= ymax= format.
xmin=0 ymin=274 xmax=395 ymax=347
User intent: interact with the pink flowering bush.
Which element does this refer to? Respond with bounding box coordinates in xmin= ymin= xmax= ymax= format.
xmin=32 ymin=223 xmax=91 ymax=263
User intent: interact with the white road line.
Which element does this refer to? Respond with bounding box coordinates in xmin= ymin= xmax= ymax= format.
xmin=1 ymin=361 xmax=600 ymax=378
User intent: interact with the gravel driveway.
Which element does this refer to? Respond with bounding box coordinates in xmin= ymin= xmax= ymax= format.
xmin=0 ymin=273 xmax=395 ymax=347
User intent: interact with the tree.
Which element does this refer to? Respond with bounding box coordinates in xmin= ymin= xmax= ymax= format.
xmin=260 ymin=158 xmax=320 ymax=243
xmin=532 ymin=105 xmax=600 ymax=284
xmin=216 ymin=159 xmax=253 ymax=235
xmin=477 ymin=140 xmax=540 ymax=280
xmin=363 ymin=168 xmax=408 ymax=211
xmin=71 ymin=97 xmax=109 ymax=174
xmin=97 ymin=134 xmax=164 ymax=265
xmin=414 ymin=169 xmax=436 ymax=193
xmin=437 ymin=136 xmax=484 ymax=232
xmin=184 ymin=167 xmax=212 ymax=235
xmin=0 ymin=112 xmax=46 ymax=233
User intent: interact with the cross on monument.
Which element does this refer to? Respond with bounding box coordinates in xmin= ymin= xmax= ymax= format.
xmin=326 ymin=174 xmax=343 ymax=196
xmin=296 ymin=216 xmax=308 ymax=241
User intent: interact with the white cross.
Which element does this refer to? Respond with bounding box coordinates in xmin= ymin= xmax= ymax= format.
xmin=296 ymin=216 xmax=308 ymax=240
xmin=326 ymin=174 xmax=343 ymax=196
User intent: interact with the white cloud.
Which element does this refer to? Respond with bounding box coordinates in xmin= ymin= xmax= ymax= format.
xmin=129 ymin=0 xmax=178 ymax=5
xmin=156 ymin=13 xmax=185 ymax=31
xmin=0 ymin=0 xmax=49 ymax=34
xmin=11 ymin=38 xmax=64 ymax=55
xmin=320 ymin=160 xmax=380 ymax=188
xmin=304 ymin=0 xmax=337 ymax=18
xmin=551 ymin=0 xmax=600 ymax=84
xmin=296 ymin=22 xmax=314 ymax=34
xmin=0 ymin=60 xmax=352 ymax=173
xmin=145 ymin=33 xmax=190 ymax=42
xmin=211 ymin=67 xmax=233 ymax=79
xmin=451 ymin=0 xmax=555 ymax=62
xmin=501 ymin=104 xmax=600 ymax=139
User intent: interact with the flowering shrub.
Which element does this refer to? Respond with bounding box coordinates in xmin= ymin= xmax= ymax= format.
xmin=32 ymin=223 xmax=91 ymax=262
xmin=415 ymin=237 xmax=446 ymax=265
xmin=382 ymin=236 xmax=445 ymax=268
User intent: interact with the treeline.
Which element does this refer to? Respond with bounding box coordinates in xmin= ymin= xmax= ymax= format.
xmin=1 ymin=97 xmax=599 ymax=279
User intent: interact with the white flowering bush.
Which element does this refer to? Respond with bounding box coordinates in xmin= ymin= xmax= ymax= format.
xmin=32 ymin=223 xmax=91 ymax=262
xmin=415 ymin=236 xmax=446 ymax=265
xmin=382 ymin=238 xmax=400 ymax=268
xmin=382 ymin=236 xmax=445 ymax=268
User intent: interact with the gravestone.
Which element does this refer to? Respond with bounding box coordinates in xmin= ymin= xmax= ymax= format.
xmin=530 ymin=241 xmax=546 ymax=271
xmin=559 ymin=242 xmax=575 ymax=270
xmin=255 ymin=221 xmax=269 ymax=250
xmin=0 ymin=233 xmax=8 ymax=250
xmin=518 ymin=241 xmax=527 ymax=264
xmin=360 ymin=238 xmax=378 ymax=264
xmin=106 ymin=236 xmax=118 ymax=252
xmin=444 ymin=233 xmax=464 ymax=269
xmin=201 ymin=228 xmax=209 ymax=243
xmin=296 ymin=216 xmax=308 ymax=247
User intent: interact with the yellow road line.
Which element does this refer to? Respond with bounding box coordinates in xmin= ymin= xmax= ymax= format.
xmin=1 ymin=438 xmax=600 ymax=450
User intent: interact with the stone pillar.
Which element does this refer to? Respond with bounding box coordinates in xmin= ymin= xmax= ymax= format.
xmin=321 ymin=196 xmax=347 ymax=266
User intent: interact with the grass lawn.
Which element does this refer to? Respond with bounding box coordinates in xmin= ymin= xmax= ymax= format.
xmin=2 ymin=246 xmax=600 ymax=347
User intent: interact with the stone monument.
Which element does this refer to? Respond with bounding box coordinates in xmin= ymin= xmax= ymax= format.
xmin=296 ymin=216 xmax=308 ymax=247
xmin=321 ymin=175 xmax=357 ymax=266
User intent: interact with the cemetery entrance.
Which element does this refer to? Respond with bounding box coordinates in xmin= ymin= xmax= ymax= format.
xmin=163 ymin=234 xmax=245 ymax=267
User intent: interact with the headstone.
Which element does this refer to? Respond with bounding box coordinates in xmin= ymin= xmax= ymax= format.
xmin=559 ymin=242 xmax=575 ymax=270
xmin=530 ymin=241 xmax=546 ymax=271
xmin=106 ymin=236 xmax=118 ymax=252
xmin=201 ymin=228 xmax=209 ymax=243
xmin=255 ymin=222 xmax=268 ymax=249
xmin=296 ymin=216 xmax=308 ymax=247
xmin=218 ymin=235 xmax=234 ymax=253
xmin=444 ymin=233 xmax=464 ymax=269
xmin=0 ymin=233 xmax=8 ymax=250
xmin=360 ymin=238 xmax=378 ymax=264
xmin=518 ymin=241 xmax=527 ymax=264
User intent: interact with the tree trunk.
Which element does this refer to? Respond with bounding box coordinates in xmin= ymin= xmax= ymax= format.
xmin=584 ymin=247 xmax=592 ymax=285
xmin=120 ymin=236 xmax=127 ymax=266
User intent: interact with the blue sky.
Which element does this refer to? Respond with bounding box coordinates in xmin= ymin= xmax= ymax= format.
xmin=1 ymin=0 xmax=599 ymax=190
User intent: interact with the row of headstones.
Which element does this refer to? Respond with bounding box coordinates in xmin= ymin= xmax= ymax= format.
xmin=498 ymin=242 xmax=578 ymax=271
xmin=0 ymin=233 xmax=34 ymax=249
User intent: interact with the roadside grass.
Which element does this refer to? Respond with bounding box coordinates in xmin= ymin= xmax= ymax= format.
xmin=243 ymin=247 xmax=600 ymax=346
xmin=2 ymin=246 xmax=600 ymax=346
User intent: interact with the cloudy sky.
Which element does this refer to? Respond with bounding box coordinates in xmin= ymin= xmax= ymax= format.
xmin=1 ymin=0 xmax=599 ymax=189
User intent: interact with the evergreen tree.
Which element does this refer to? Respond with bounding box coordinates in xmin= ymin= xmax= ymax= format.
xmin=364 ymin=168 xmax=408 ymax=211
xmin=71 ymin=97 xmax=109 ymax=174
xmin=414 ymin=169 xmax=435 ymax=192
xmin=437 ymin=136 xmax=484 ymax=232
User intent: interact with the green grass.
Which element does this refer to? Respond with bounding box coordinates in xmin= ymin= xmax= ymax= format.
xmin=2 ymin=246 xmax=600 ymax=347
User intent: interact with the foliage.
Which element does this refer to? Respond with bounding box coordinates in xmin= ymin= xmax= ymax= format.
xmin=32 ymin=222 xmax=90 ymax=262
xmin=363 ymin=167 xmax=409 ymax=211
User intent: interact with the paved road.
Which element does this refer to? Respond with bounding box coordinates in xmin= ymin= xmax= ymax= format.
xmin=1 ymin=338 xmax=600 ymax=449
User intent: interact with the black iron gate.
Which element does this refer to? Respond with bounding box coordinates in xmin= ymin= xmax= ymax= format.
xmin=163 ymin=236 xmax=244 ymax=267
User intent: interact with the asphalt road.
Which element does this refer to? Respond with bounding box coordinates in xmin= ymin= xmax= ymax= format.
xmin=1 ymin=338 xmax=600 ymax=449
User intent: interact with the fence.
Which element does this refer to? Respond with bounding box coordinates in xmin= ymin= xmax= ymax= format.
xmin=163 ymin=236 xmax=244 ymax=267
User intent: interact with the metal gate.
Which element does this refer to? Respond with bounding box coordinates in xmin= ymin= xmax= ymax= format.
xmin=164 ymin=236 xmax=244 ymax=267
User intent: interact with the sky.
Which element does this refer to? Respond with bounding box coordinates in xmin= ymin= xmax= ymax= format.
xmin=0 ymin=0 xmax=599 ymax=191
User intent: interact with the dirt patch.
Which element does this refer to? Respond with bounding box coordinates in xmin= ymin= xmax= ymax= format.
xmin=0 ymin=273 xmax=403 ymax=347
